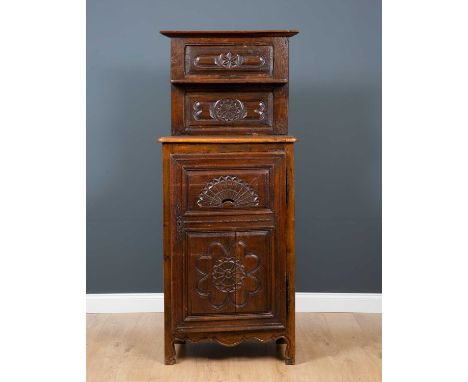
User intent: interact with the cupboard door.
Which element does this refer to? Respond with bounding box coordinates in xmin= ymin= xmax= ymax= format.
xmin=186 ymin=231 xmax=237 ymax=315
xmin=233 ymin=230 xmax=271 ymax=314
xmin=186 ymin=230 xmax=272 ymax=317
xmin=179 ymin=228 xmax=282 ymax=329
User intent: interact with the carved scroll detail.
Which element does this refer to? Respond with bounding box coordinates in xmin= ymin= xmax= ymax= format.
xmin=254 ymin=101 xmax=266 ymax=120
xmin=192 ymin=101 xmax=202 ymax=120
xmin=197 ymin=175 xmax=259 ymax=208
xmin=171 ymin=334 xmax=294 ymax=364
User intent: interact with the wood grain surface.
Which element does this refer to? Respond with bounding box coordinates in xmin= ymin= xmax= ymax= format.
xmin=87 ymin=312 xmax=382 ymax=382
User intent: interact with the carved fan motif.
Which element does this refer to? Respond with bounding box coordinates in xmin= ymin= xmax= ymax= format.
xmin=197 ymin=175 xmax=260 ymax=208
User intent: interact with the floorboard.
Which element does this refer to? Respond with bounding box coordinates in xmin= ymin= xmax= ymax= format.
xmin=87 ymin=313 xmax=381 ymax=382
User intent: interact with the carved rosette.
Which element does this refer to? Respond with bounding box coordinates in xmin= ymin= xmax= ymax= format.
xmin=209 ymin=98 xmax=247 ymax=122
xmin=197 ymin=175 xmax=259 ymax=208
xmin=196 ymin=241 xmax=261 ymax=309
xmin=212 ymin=256 xmax=246 ymax=293
xmin=214 ymin=51 xmax=243 ymax=68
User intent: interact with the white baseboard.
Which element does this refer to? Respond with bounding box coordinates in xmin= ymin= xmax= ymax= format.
xmin=87 ymin=293 xmax=381 ymax=314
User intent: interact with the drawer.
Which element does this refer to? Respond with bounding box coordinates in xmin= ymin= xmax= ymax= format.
xmin=169 ymin=37 xmax=289 ymax=82
xmin=187 ymin=170 xmax=270 ymax=211
xmin=185 ymin=45 xmax=273 ymax=77
xmin=170 ymin=151 xmax=286 ymax=215
xmin=172 ymin=86 xmax=287 ymax=135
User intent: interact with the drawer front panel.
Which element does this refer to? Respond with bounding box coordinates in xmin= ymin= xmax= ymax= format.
xmin=187 ymin=91 xmax=272 ymax=128
xmin=169 ymin=37 xmax=289 ymax=82
xmin=186 ymin=169 xmax=270 ymax=211
xmin=185 ymin=45 xmax=273 ymax=77
xmin=173 ymin=86 xmax=288 ymax=135
xmin=171 ymin=152 xmax=286 ymax=215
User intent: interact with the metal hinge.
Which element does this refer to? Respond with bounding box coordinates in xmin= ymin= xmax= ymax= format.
xmin=285 ymin=171 xmax=289 ymax=206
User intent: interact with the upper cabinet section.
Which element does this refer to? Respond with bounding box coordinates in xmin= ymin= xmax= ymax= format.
xmin=161 ymin=30 xmax=298 ymax=84
xmin=161 ymin=30 xmax=297 ymax=135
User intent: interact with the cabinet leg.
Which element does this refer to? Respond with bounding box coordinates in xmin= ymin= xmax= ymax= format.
xmin=165 ymin=339 xmax=176 ymax=365
xmin=284 ymin=336 xmax=295 ymax=365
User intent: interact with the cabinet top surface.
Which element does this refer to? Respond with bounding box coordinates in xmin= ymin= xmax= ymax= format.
xmin=158 ymin=135 xmax=297 ymax=143
xmin=160 ymin=30 xmax=299 ymax=38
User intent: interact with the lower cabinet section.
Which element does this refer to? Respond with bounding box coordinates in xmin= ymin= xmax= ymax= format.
xmin=162 ymin=140 xmax=295 ymax=365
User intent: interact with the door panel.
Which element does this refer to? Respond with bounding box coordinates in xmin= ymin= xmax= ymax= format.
xmin=234 ymin=231 xmax=271 ymax=314
xmin=183 ymin=230 xmax=276 ymax=321
xmin=187 ymin=231 xmax=236 ymax=315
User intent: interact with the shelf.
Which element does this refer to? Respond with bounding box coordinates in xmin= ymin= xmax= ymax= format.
xmin=158 ymin=135 xmax=297 ymax=143
xmin=160 ymin=30 xmax=299 ymax=38
xmin=171 ymin=78 xmax=288 ymax=85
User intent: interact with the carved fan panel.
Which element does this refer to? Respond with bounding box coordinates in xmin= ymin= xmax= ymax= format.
xmin=197 ymin=175 xmax=260 ymax=208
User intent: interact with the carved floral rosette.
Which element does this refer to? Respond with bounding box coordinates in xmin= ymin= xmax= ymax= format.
xmin=196 ymin=241 xmax=261 ymax=309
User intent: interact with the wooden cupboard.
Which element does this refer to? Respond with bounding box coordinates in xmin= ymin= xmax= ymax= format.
xmin=159 ymin=31 xmax=298 ymax=365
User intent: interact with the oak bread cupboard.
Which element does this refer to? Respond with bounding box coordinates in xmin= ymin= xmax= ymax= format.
xmin=159 ymin=30 xmax=298 ymax=365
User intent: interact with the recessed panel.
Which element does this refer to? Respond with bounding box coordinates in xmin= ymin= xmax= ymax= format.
xmin=185 ymin=91 xmax=273 ymax=130
xmin=185 ymin=45 xmax=273 ymax=77
xmin=172 ymin=85 xmax=288 ymax=135
xmin=184 ymin=168 xmax=271 ymax=211
xmin=186 ymin=230 xmax=273 ymax=318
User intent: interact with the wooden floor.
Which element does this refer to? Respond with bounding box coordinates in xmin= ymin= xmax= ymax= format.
xmin=87 ymin=313 xmax=381 ymax=382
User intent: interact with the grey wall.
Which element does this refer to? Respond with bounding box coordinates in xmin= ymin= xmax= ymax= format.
xmin=87 ymin=0 xmax=381 ymax=293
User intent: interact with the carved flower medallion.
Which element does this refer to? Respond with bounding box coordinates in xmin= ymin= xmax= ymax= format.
xmin=196 ymin=241 xmax=261 ymax=309
xmin=215 ymin=51 xmax=243 ymax=68
xmin=212 ymin=257 xmax=246 ymax=293
xmin=209 ymin=98 xmax=247 ymax=122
